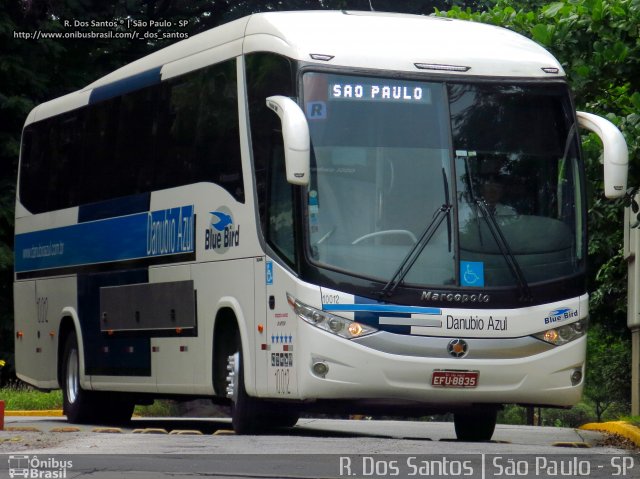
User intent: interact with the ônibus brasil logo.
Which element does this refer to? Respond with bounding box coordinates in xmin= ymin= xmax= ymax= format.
xmin=544 ymin=307 xmax=578 ymax=325
xmin=8 ymin=455 xmax=73 ymax=478
xmin=204 ymin=206 xmax=240 ymax=254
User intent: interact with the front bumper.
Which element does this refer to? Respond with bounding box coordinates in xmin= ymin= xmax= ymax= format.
xmin=296 ymin=322 xmax=586 ymax=408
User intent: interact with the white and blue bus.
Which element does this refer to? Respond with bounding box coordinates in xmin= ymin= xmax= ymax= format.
xmin=14 ymin=10 xmax=628 ymax=441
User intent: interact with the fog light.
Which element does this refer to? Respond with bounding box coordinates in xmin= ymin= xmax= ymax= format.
xmin=312 ymin=361 xmax=329 ymax=378
xmin=571 ymin=369 xmax=583 ymax=386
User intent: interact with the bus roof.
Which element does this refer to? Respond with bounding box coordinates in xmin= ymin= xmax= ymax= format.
xmin=243 ymin=10 xmax=563 ymax=78
xmin=26 ymin=10 xmax=564 ymax=125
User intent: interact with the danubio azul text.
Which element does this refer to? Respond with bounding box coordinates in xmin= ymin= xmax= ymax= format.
xmin=147 ymin=206 xmax=194 ymax=256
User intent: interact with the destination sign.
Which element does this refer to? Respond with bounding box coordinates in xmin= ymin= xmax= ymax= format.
xmin=329 ymin=80 xmax=432 ymax=104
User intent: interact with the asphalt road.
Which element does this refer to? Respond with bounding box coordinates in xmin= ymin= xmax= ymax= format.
xmin=1 ymin=416 xmax=637 ymax=478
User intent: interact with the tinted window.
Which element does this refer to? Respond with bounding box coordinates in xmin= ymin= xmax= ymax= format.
xmin=158 ymin=61 xmax=243 ymax=200
xmin=19 ymin=59 xmax=243 ymax=214
xmin=245 ymin=53 xmax=297 ymax=264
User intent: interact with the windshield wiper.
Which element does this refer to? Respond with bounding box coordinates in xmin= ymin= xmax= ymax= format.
xmin=443 ymin=168 xmax=452 ymax=253
xmin=378 ymin=204 xmax=451 ymax=299
xmin=475 ymin=200 xmax=533 ymax=302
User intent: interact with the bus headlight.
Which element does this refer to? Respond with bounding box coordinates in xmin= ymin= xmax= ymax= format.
xmin=533 ymin=318 xmax=587 ymax=345
xmin=287 ymin=293 xmax=378 ymax=339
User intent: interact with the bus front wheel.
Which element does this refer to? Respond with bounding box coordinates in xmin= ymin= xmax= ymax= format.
xmin=225 ymin=337 xmax=300 ymax=433
xmin=227 ymin=350 xmax=264 ymax=434
xmin=453 ymin=408 xmax=497 ymax=442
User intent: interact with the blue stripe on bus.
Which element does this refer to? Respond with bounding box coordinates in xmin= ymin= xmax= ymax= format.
xmin=322 ymin=304 xmax=442 ymax=315
xmin=89 ymin=67 xmax=162 ymax=104
xmin=14 ymin=205 xmax=194 ymax=273
xmin=79 ymin=193 xmax=151 ymax=223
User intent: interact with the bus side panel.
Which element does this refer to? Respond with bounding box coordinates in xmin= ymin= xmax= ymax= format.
xmin=263 ymin=259 xmax=305 ymax=399
xmin=14 ymin=280 xmax=42 ymax=386
xmin=191 ymin=258 xmax=256 ymax=394
xmin=14 ymin=277 xmax=78 ymax=389
xmin=78 ymin=270 xmax=151 ymax=377
xmin=150 ymin=265 xmax=203 ymax=394
xmin=253 ymin=257 xmax=269 ymax=396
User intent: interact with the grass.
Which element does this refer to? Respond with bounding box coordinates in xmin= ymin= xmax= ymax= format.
xmin=622 ymin=416 xmax=640 ymax=427
xmin=1 ymin=383 xmax=62 ymax=410
xmin=134 ymin=401 xmax=181 ymax=417
xmin=0 ymin=382 xmax=181 ymax=417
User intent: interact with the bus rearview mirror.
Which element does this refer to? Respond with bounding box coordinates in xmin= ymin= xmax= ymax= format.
xmin=577 ymin=111 xmax=628 ymax=199
xmin=266 ymin=95 xmax=310 ymax=186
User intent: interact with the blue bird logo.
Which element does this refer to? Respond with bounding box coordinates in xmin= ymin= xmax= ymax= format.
xmin=210 ymin=211 xmax=233 ymax=231
xmin=549 ymin=308 xmax=571 ymax=317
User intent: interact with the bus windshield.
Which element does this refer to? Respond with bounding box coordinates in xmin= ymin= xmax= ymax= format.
xmin=303 ymin=72 xmax=584 ymax=289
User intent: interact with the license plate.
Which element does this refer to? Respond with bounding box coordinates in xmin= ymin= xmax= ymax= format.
xmin=431 ymin=370 xmax=479 ymax=388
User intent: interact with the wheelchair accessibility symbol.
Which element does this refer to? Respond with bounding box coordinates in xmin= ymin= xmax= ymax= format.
xmin=266 ymin=261 xmax=273 ymax=285
xmin=461 ymin=261 xmax=484 ymax=287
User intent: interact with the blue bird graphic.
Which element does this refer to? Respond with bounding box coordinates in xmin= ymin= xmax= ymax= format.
xmin=210 ymin=211 xmax=233 ymax=231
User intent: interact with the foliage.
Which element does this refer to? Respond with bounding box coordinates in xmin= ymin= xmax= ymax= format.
xmin=499 ymin=400 xmax=628 ymax=427
xmin=134 ymin=400 xmax=182 ymax=417
xmin=0 ymin=382 xmax=63 ymax=410
xmin=537 ymin=402 xmax=598 ymax=428
xmin=585 ymin=325 xmax=632 ymax=420
xmin=623 ymin=415 xmax=640 ymax=427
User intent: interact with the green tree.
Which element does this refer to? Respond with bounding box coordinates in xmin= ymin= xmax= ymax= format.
xmin=585 ymin=325 xmax=632 ymax=421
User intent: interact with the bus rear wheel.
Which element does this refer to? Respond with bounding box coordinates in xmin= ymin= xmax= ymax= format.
xmin=61 ymin=331 xmax=134 ymax=425
xmin=61 ymin=332 xmax=96 ymax=424
xmin=453 ymin=408 xmax=497 ymax=442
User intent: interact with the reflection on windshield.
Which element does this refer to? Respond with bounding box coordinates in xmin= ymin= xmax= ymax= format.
xmin=452 ymin=83 xmax=583 ymax=287
xmin=304 ymin=73 xmax=455 ymax=286
xmin=303 ymin=73 xmax=584 ymax=290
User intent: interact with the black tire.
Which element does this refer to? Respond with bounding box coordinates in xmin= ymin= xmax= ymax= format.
xmin=269 ymin=407 xmax=300 ymax=429
xmin=454 ymin=408 xmax=497 ymax=442
xmin=226 ymin=332 xmax=300 ymax=434
xmin=61 ymin=332 xmax=134 ymax=425
xmin=228 ymin=349 xmax=264 ymax=434
xmin=61 ymin=332 xmax=96 ymax=424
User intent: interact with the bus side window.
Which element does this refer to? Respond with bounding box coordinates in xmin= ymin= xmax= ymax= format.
xmin=83 ymin=99 xmax=118 ymax=204
xmin=20 ymin=110 xmax=84 ymax=213
xmin=119 ymin=87 xmax=157 ymax=196
xmin=267 ymin=136 xmax=295 ymax=264
xmin=157 ymin=59 xmax=243 ymax=202
xmin=246 ymin=53 xmax=297 ymax=266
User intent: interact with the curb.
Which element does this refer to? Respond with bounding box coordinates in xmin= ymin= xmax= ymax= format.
xmin=5 ymin=410 xmax=64 ymax=417
xmin=580 ymin=421 xmax=640 ymax=447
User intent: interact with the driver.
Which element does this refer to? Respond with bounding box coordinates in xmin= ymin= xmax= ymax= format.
xmin=479 ymin=173 xmax=516 ymax=216
xmin=458 ymin=160 xmax=517 ymax=225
